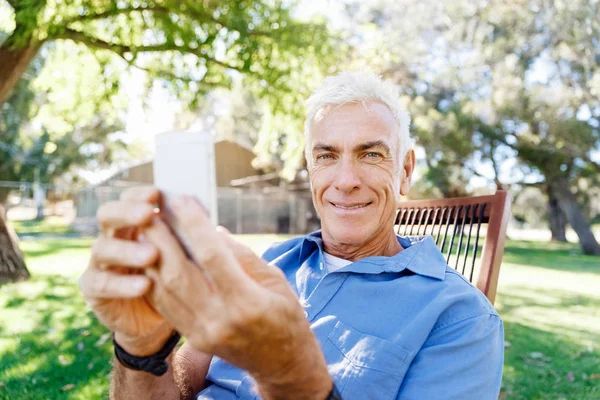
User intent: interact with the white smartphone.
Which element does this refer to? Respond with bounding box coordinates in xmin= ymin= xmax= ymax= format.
xmin=153 ymin=130 xmax=219 ymax=255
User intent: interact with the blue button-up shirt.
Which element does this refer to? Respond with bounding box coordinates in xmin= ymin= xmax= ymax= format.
xmin=197 ymin=232 xmax=504 ymax=400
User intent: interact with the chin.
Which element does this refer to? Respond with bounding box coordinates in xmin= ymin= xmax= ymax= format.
xmin=324 ymin=224 xmax=374 ymax=246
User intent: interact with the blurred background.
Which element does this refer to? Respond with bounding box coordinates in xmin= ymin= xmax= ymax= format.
xmin=0 ymin=0 xmax=599 ymax=398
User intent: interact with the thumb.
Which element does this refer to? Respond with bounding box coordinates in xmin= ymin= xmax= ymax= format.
xmin=217 ymin=228 xmax=282 ymax=282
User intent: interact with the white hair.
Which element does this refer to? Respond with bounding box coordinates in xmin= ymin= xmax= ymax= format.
xmin=304 ymin=71 xmax=412 ymax=166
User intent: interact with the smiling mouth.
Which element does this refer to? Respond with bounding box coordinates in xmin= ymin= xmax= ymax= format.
xmin=330 ymin=202 xmax=372 ymax=210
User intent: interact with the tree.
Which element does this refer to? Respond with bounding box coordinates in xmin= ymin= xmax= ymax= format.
xmin=1 ymin=0 xmax=334 ymax=106
xmin=466 ymin=0 xmax=600 ymax=254
xmin=0 ymin=0 xmax=338 ymax=281
xmin=0 ymin=40 xmax=127 ymax=191
xmin=1 ymin=0 xmax=339 ymax=186
xmin=348 ymin=0 xmax=600 ymax=254
xmin=0 ymin=41 xmax=126 ymax=280
xmin=0 ymin=203 xmax=29 ymax=283
xmin=547 ymin=185 xmax=568 ymax=241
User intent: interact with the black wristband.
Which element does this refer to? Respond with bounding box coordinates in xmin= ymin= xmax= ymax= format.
xmin=327 ymin=382 xmax=343 ymax=400
xmin=113 ymin=331 xmax=181 ymax=377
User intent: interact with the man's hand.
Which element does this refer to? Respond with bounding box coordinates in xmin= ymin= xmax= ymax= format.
xmin=79 ymin=186 xmax=174 ymax=356
xmin=143 ymin=195 xmax=332 ymax=399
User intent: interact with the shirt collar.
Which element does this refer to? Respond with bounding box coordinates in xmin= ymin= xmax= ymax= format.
xmin=302 ymin=231 xmax=447 ymax=280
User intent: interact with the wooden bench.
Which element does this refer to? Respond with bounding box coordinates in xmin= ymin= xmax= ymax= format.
xmin=395 ymin=191 xmax=511 ymax=304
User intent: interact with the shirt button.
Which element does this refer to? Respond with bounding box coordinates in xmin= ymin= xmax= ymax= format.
xmin=319 ymin=263 xmax=324 ymax=270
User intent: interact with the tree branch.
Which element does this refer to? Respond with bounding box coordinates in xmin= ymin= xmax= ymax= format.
xmin=61 ymin=3 xmax=275 ymax=40
xmin=62 ymin=3 xmax=171 ymax=25
xmin=488 ymin=142 xmax=500 ymax=179
xmin=465 ymin=165 xmax=490 ymax=180
xmin=55 ymin=28 xmax=244 ymax=72
xmin=126 ymin=59 xmax=222 ymax=89
xmin=487 ymin=140 xmax=508 ymax=189
xmin=519 ymin=181 xmax=546 ymax=188
xmin=56 ymin=28 xmax=128 ymax=54
xmin=132 ymin=43 xmax=243 ymax=71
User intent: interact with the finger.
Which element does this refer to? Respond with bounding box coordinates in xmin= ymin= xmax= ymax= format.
xmin=90 ymin=237 xmax=159 ymax=269
xmin=120 ymin=185 xmax=160 ymax=203
xmin=97 ymin=201 xmax=155 ymax=233
xmin=142 ymin=217 xmax=212 ymax=295
xmin=215 ymin=225 xmax=231 ymax=234
xmin=79 ymin=267 xmax=151 ymax=299
xmin=168 ymin=196 xmax=252 ymax=292
xmin=145 ymin=268 xmax=199 ymax=339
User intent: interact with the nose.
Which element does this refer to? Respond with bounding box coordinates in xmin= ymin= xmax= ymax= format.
xmin=334 ymin=159 xmax=361 ymax=193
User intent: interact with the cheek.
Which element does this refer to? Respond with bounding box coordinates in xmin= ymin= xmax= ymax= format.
xmin=362 ymin=166 xmax=400 ymax=200
xmin=309 ymin=168 xmax=331 ymax=198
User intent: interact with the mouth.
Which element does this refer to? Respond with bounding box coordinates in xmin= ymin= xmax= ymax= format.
xmin=329 ymin=201 xmax=372 ymax=210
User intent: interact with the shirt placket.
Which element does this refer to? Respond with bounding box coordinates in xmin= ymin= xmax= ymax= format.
xmin=303 ymin=272 xmax=350 ymax=321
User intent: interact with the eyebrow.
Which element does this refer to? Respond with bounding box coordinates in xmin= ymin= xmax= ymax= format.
xmin=312 ymin=143 xmax=340 ymax=153
xmin=353 ymin=140 xmax=391 ymax=154
xmin=312 ymin=140 xmax=392 ymax=155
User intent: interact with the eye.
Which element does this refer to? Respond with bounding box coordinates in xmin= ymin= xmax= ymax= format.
xmin=316 ymin=153 xmax=334 ymax=160
xmin=365 ymin=152 xmax=382 ymax=159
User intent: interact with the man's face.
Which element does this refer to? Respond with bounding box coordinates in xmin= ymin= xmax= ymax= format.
xmin=308 ymin=101 xmax=412 ymax=247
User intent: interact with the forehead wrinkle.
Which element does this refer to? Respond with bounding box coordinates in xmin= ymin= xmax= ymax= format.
xmin=309 ymin=102 xmax=400 ymax=157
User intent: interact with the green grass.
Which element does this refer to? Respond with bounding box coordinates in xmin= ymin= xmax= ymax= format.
xmin=0 ymin=229 xmax=599 ymax=399
xmin=0 ymin=238 xmax=107 ymax=399
xmin=496 ymin=240 xmax=600 ymax=399
xmin=9 ymin=216 xmax=76 ymax=236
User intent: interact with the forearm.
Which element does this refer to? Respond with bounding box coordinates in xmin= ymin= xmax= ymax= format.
xmin=255 ymin=335 xmax=333 ymax=400
xmin=173 ymin=345 xmax=213 ymax=399
xmin=257 ymin=372 xmax=332 ymax=400
xmin=110 ymin=348 xmax=213 ymax=400
xmin=110 ymin=352 xmax=179 ymax=400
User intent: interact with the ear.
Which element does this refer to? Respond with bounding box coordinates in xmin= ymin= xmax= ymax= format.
xmin=400 ymin=149 xmax=416 ymax=196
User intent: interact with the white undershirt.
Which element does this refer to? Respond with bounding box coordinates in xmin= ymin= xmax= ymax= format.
xmin=323 ymin=252 xmax=352 ymax=273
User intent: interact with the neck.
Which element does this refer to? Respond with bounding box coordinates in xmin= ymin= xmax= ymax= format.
xmin=322 ymin=229 xmax=403 ymax=262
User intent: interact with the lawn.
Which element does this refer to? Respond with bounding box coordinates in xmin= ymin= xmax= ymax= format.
xmin=0 ymin=226 xmax=599 ymax=399
xmin=496 ymin=241 xmax=600 ymax=399
xmin=8 ymin=216 xmax=77 ymax=237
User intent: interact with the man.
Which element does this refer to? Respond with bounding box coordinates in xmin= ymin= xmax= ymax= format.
xmin=80 ymin=71 xmax=503 ymax=399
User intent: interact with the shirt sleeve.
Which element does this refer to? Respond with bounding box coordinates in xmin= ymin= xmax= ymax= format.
xmin=397 ymin=313 xmax=504 ymax=400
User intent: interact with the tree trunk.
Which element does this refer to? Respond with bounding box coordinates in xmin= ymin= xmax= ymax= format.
xmin=0 ymin=204 xmax=30 ymax=283
xmin=34 ymin=183 xmax=46 ymax=220
xmin=547 ymin=186 xmax=568 ymax=242
xmin=0 ymin=188 xmax=10 ymax=205
xmin=0 ymin=43 xmax=40 ymax=105
xmin=550 ymin=177 xmax=600 ymax=255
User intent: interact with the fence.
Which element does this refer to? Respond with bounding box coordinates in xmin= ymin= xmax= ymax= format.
xmin=72 ymin=184 xmax=319 ymax=235
xmin=217 ymin=187 xmax=318 ymax=234
xmin=0 ymin=181 xmax=75 ymax=221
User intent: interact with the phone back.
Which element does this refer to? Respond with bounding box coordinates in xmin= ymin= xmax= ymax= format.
xmin=154 ymin=130 xmax=218 ymax=225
